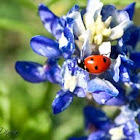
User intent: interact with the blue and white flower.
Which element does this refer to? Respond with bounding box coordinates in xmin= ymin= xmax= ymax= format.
xmin=70 ymin=105 xmax=140 ymax=140
xmin=109 ymin=104 xmax=140 ymax=140
xmin=69 ymin=106 xmax=112 ymax=140
xmin=30 ymin=4 xmax=77 ymax=59
xmin=52 ymin=58 xmax=89 ymax=114
xmin=68 ymin=0 xmax=133 ymax=58
xmin=15 ymin=0 xmax=140 ymax=114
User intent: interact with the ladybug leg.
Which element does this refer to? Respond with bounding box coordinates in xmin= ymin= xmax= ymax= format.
xmin=77 ymin=59 xmax=85 ymax=70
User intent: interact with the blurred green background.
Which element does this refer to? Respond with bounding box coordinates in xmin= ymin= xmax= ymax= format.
xmin=0 ymin=0 xmax=140 ymax=139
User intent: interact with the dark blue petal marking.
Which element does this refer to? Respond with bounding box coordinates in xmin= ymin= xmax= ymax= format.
xmin=60 ymin=27 xmax=75 ymax=59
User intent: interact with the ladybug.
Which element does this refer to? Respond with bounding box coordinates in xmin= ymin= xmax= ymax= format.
xmin=77 ymin=55 xmax=111 ymax=74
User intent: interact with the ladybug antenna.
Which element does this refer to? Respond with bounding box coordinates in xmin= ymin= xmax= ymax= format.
xmin=77 ymin=58 xmax=85 ymax=70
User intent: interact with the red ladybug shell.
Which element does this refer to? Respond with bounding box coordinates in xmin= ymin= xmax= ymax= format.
xmin=84 ymin=55 xmax=111 ymax=74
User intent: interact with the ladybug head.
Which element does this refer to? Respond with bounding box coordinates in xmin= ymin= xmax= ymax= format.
xmin=77 ymin=59 xmax=85 ymax=70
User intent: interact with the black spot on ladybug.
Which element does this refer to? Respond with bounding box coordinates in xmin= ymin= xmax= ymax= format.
xmin=86 ymin=68 xmax=89 ymax=72
xmin=90 ymin=58 xmax=94 ymax=61
xmin=95 ymin=66 xmax=98 ymax=70
xmin=103 ymin=58 xmax=106 ymax=63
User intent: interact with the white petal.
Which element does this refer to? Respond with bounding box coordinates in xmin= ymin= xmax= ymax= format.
xmin=86 ymin=0 xmax=103 ymax=19
xmin=77 ymin=72 xmax=88 ymax=91
xmin=68 ymin=11 xmax=85 ymax=37
xmin=80 ymin=30 xmax=92 ymax=57
xmin=109 ymin=26 xmax=124 ymax=40
xmin=88 ymin=77 xmax=119 ymax=96
xmin=119 ymin=20 xmax=133 ymax=30
xmin=59 ymin=33 xmax=68 ymax=49
xmin=98 ymin=41 xmax=111 ymax=57
xmin=63 ymin=66 xmax=77 ymax=92
xmin=112 ymin=55 xmax=121 ymax=82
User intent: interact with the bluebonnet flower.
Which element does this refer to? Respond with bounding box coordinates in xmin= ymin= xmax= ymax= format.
xmin=70 ymin=105 xmax=140 ymax=140
xmin=109 ymin=104 xmax=140 ymax=140
xmin=15 ymin=0 xmax=140 ymax=114
xmin=52 ymin=58 xmax=89 ymax=114
xmin=15 ymin=4 xmax=75 ymax=83
xmin=15 ymin=3 xmax=78 ymax=84
xmin=15 ymin=4 xmax=90 ymax=114
xmin=32 ymin=4 xmax=76 ymax=59
xmin=68 ymin=0 xmax=133 ymax=57
xmin=70 ymin=0 xmax=136 ymax=106
xmin=85 ymin=2 xmax=140 ymax=105
xmin=69 ymin=106 xmax=112 ymax=140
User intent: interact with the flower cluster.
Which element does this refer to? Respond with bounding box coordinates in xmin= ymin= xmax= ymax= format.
xmin=70 ymin=105 xmax=140 ymax=140
xmin=15 ymin=0 xmax=140 ymax=116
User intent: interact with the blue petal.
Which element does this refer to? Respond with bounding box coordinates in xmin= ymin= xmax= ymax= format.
xmin=119 ymin=65 xmax=130 ymax=83
xmin=67 ymin=5 xmax=79 ymax=15
xmin=30 ymin=35 xmax=61 ymax=58
xmin=52 ymin=90 xmax=73 ymax=114
xmin=130 ymin=53 xmax=140 ymax=69
xmin=15 ymin=61 xmax=47 ymax=83
xmin=129 ymin=84 xmax=139 ymax=100
xmin=123 ymin=120 xmax=140 ymax=137
xmin=101 ymin=5 xmax=131 ymax=28
xmin=73 ymin=87 xmax=86 ymax=98
xmin=88 ymin=78 xmax=119 ymax=97
xmin=84 ymin=106 xmax=111 ymax=130
xmin=38 ymin=4 xmax=63 ymax=39
xmin=92 ymin=91 xmax=115 ymax=105
xmin=59 ymin=14 xmax=74 ymax=28
xmin=123 ymin=3 xmax=136 ymax=20
xmin=59 ymin=27 xmax=75 ymax=59
xmin=105 ymin=92 xmax=127 ymax=106
xmin=120 ymin=55 xmax=134 ymax=68
xmin=101 ymin=5 xmax=116 ymax=22
xmin=122 ymin=25 xmax=140 ymax=49
xmin=69 ymin=137 xmax=87 ymax=140
xmin=131 ymin=131 xmax=140 ymax=140
xmin=44 ymin=59 xmax=61 ymax=84
xmin=116 ymin=10 xmax=132 ymax=29
xmin=88 ymin=131 xmax=109 ymax=140
xmin=110 ymin=43 xmax=123 ymax=59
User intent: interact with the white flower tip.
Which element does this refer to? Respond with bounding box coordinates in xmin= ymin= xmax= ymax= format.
xmin=98 ymin=41 xmax=111 ymax=57
xmin=105 ymin=16 xmax=112 ymax=28
xmin=110 ymin=26 xmax=124 ymax=40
